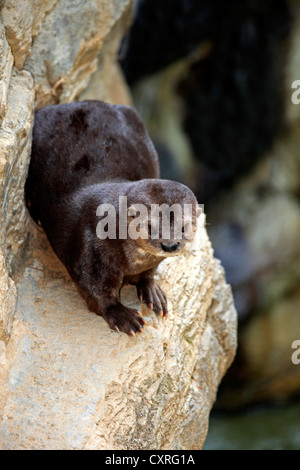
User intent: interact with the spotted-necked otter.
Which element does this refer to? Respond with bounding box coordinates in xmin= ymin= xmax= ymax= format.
xmin=25 ymin=100 xmax=199 ymax=335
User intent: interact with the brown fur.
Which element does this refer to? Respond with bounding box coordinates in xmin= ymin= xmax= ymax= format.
xmin=25 ymin=100 xmax=198 ymax=335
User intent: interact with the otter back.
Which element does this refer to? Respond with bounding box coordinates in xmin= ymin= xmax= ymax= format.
xmin=26 ymin=100 xmax=160 ymax=223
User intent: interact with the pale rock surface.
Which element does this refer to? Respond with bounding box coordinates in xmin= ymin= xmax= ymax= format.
xmin=24 ymin=0 xmax=135 ymax=108
xmin=0 ymin=22 xmax=14 ymax=123
xmin=0 ymin=69 xmax=35 ymax=272
xmin=0 ymin=251 xmax=16 ymax=341
xmin=0 ymin=67 xmax=34 ymax=340
xmin=0 ymin=215 xmax=237 ymax=450
xmin=79 ymin=4 xmax=133 ymax=105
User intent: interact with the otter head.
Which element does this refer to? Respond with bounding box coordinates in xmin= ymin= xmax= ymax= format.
xmin=126 ymin=179 xmax=201 ymax=258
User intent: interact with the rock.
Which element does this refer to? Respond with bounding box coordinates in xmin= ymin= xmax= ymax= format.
xmin=0 ymin=250 xmax=16 ymax=341
xmin=0 ymin=69 xmax=35 ymax=274
xmin=24 ymin=0 xmax=135 ymax=108
xmin=0 ymin=67 xmax=34 ymax=339
xmin=0 ymin=215 xmax=237 ymax=450
xmin=79 ymin=5 xmax=133 ymax=105
xmin=0 ymin=0 xmax=34 ymax=70
xmin=0 ymin=23 xmax=14 ymax=123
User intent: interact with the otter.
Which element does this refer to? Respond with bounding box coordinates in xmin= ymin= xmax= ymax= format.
xmin=25 ymin=100 xmax=199 ymax=335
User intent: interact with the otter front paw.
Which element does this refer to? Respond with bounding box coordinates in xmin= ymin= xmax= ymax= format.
xmin=137 ymin=279 xmax=168 ymax=318
xmin=104 ymin=303 xmax=146 ymax=336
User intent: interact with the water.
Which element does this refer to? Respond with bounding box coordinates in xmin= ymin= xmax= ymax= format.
xmin=203 ymin=402 xmax=300 ymax=450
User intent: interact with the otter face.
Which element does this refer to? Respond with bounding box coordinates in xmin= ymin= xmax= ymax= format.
xmin=127 ymin=204 xmax=200 ymax=258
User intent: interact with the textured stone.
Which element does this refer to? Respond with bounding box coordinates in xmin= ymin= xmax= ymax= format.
xmin=0 ymin=250 xmax=16 ymax=341
xmin=24 ymin=0 xmax=135 ymax=108
xmin=0 ymin=23 xmax=14 ymax=123
xmin=0 ymin=67 xmax=34 ymax=340
xmin=79 ymin=6 xmax=133 ymax=105
xmin=0 ymin=0 xmax=34 ymax=70
xmin=0 ymin=215 xmax=237 ymax=450
xmin=0 ymin=68 xmax=35 ymax=273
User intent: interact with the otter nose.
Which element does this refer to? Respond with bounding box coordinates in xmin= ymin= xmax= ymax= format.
xmin=160 ymin=242 xmax=179 ymax=253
